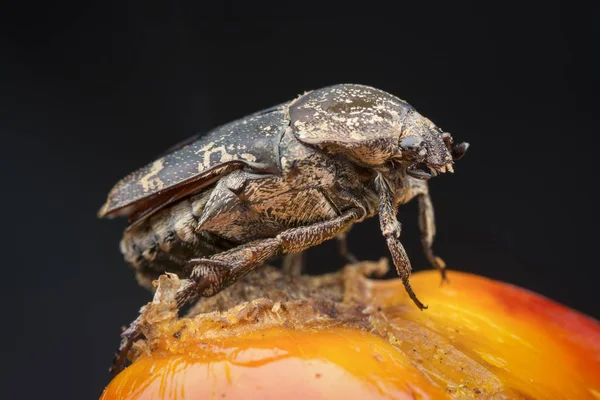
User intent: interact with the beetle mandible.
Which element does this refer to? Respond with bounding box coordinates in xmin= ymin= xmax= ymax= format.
xmin=99 ymin=84 xmax=469 ymax=373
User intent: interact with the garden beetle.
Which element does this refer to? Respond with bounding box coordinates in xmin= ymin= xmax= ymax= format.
xmin=99 ymin=84 xmax=469 ymax=373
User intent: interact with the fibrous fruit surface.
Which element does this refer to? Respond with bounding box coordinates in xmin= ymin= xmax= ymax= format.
xmin=101 ymin=260 xmax=600 ymax=400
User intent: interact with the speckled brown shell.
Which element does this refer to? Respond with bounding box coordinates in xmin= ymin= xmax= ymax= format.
xmin=99 ymin=84 xmax=433 ymax=223
xmin=289 ymin=84 xmax=414 ymax=165
xmin=98 ymin=106 xmax=288 ymax=220
xmin=290 ymin=84 xmax=412 ymax=143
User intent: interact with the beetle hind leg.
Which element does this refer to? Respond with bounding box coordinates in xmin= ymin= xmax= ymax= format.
xmin=226 ymin=224 xmax=358 ymax=280
xmin=111 ymin=208 xmax=364 ymax=375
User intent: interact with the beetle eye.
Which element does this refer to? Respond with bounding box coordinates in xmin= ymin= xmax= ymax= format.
xmin=400 ymin=136 xmax=422 ymax=159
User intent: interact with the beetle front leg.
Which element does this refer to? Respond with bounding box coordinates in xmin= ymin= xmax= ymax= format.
xmin=418 ymin=193 xmax=448 ymax=283
xmin=404 ymin=177 xmax=447 ymax=283
xmin=376 ymin=175 xmax=426 ymax=310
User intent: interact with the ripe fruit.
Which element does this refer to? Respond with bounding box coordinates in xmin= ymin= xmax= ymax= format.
xmin=101 ymin=261 xmax=600 ymax=399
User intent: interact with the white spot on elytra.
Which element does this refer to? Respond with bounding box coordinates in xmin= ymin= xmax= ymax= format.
xmin=138 ymin=159 xmax=165 ymax=193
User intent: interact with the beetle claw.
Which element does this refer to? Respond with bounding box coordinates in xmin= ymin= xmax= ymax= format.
xmin=110 ymin=315 xmax=144 ymax=375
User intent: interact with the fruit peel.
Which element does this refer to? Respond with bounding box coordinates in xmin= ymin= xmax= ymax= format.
xmin=101 ymin=261 xmax=600 ymax=399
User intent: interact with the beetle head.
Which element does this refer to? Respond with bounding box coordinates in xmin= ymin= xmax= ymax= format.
xmin=399 ymin=111 xmax=469 ymax=180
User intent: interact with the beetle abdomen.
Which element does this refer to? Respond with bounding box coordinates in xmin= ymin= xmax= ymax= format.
xmin=120 ymin=190 xmax=235 ymax=289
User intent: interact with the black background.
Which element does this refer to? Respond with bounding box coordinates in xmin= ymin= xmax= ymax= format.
xmin=2 ymin=1 xmax=599 ymax=398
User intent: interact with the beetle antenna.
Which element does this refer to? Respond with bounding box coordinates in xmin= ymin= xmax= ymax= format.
xmin=451 ymin=142 xmax=469 ymax=161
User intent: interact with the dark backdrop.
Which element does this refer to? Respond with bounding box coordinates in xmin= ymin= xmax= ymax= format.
xmin=2 ymin=1 xmax=598 ymax=398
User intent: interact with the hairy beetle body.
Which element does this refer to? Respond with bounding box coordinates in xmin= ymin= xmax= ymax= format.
xmin=101 ymin=84 xmax=469 ymax=373
xmin=122 ymin=125 xmax=383 ymax=289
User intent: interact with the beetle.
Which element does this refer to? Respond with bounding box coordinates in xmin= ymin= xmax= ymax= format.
xmin=99 ymin=84 xmax=469 ymax=373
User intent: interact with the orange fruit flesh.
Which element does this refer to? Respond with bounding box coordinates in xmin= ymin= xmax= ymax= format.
xmin=105 ymin=327 xmax=446 ymax=400
xmin=101 ymin=269 xmax=600 ymax=400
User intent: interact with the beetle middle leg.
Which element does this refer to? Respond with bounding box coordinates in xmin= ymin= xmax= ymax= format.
xmin=176 ymin=208 xmax=365 ymax=303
